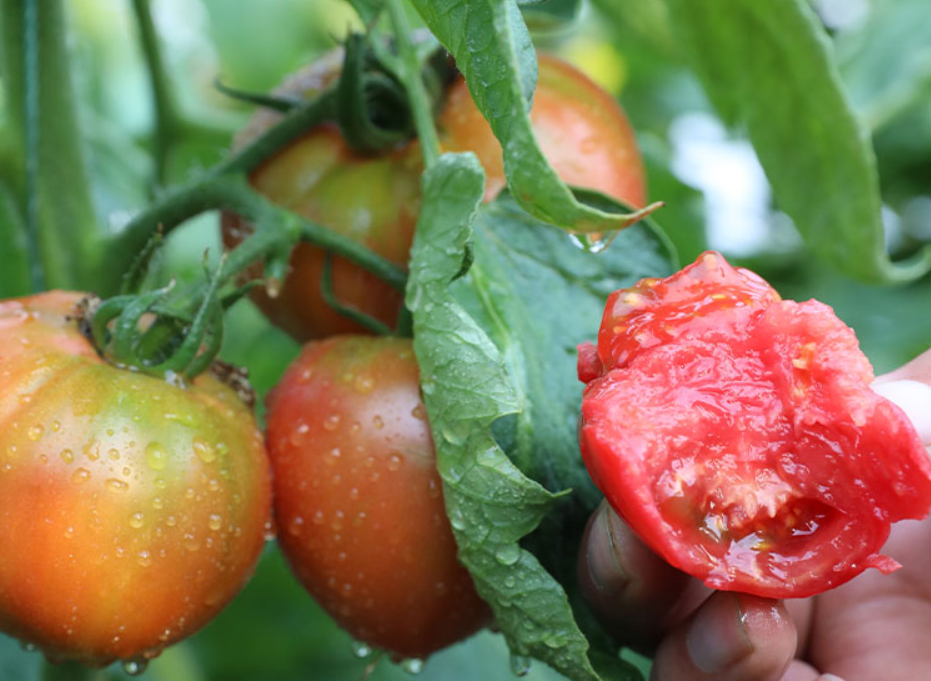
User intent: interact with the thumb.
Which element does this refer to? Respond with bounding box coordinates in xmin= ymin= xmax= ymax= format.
xmin=872 ymin=348 xmax=931 ymax=446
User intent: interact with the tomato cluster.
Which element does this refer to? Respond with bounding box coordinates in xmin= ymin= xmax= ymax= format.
xmin=0 ymin=46 xmax=648 ymax=668
xmin=578 ymin=252 xmax=931 ymax=598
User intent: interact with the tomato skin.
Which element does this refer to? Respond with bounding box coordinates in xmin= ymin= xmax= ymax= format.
xmin=579 ymin=253 xmax=931 ymax=598
xmin=0 ymin=292 xmax=271 ymax=665
xmin=222 ymin=52 xmax=646 ymax=341
xmin=265 ymin=336 xmax=490 ymax=659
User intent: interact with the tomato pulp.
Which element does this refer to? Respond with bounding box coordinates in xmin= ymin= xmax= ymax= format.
xmin=222 ymin=52 xmax=646 ymax=341
xmin=578 ymin=252 xmax=931 ymax=598
xmin=0 ymin=292 xmax=271 ymax=665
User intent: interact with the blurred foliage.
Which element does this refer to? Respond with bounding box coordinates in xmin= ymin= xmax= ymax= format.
xmin=0 ymin=0 xmax=929 ymax=677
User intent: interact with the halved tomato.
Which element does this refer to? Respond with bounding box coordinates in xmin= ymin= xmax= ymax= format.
xmin=579 ymin=252 xmax=931 ymax=598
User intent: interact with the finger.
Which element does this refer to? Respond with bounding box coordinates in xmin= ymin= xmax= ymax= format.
xmin=871 ymin=379 xmax=931 ymax=445
xmin=579 ymin=501 xmax=711 ymax=650
xmin=650 ymin=592 xmax=796 ymax=681
xmin=873 ymin=347 xmax=931 ymax=386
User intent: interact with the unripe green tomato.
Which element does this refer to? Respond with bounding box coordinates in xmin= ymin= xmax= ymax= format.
xmin=222 ymin=52 xmax=646 ymax=341
xmin=0 ymin=292 xmax=271 ymax=667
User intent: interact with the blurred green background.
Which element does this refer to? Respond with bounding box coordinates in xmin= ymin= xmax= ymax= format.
xmin=2 ymin=0 xmax=931 ymax=678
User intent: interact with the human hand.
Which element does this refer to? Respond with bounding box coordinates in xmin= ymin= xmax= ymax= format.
xmin=578 ymin=350 xmax=931 ymax=681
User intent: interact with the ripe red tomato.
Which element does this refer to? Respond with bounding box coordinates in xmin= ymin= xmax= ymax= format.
xmin=265 ymin=336 xmax=490 ymax=659
xmin=578 ymin=252 xmax=931 ymax=598
xmin=0 ymin=292 xmax=271 ymax=666
xmin=222 ymin=52 xmax=646 ymax=341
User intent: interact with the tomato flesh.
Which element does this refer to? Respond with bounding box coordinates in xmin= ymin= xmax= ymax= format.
xmin=579 ymin=252 xmax=931 ymax=597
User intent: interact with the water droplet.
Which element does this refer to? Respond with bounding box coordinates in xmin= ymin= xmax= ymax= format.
xmin=387 ymin=453 xmax=404 ymax=471
xmin=400 ymin=658 xmax=424 ymax=675
xmin=216 ymin=442 xmax=230 ymax=457
xmin=72 ymin=468 xmax=91 ymax=485
xmin=353 ymin=374 xmax=375 ymax=394
xmin=349 ymin=487 xmax=360 ymax=501
xmin=64 ymin=526 xmax=75 ymax=539
xmin=166 ymin=515 xmax=177 ymax=527
xmin=19 ymin=641 xmax=37 ymax=653
xmin=106 ymin=478 xmax=129 ymax=493
xmin=568 ymin=230 xmax=619 ymax=253
xmin=494 ymin=544 xmax=521 ymax=566
xmin=411 ymin=404 xmax=427 ymax=421
xmin=207 ymin=479 xmax=220 ymax=492
xmin=298 ymin=368 xmax=314 ymax=383
xmin=146 ymin=442 xmax=168 ymax=471
xmin=510 ymin=654 xmax=532 ymax=676
xmin=323 ymin=414 xmax=341 ymax=431
xmin=326 ymin=447 xmax=341 ymax=465
xmin=209 ymin=514 xmax=223 ymax=531
xmin=350 ymin=640 xmax=373 ymax=658
xmin=153 ymin=497 xmax=164 ymax=510
xmin=50 ymin=421 xmax=61 ymax=433
xmin=108 ymin=448 xmax=120 ymax=461
xmin=129 ymin=512 xmax=145 ymax=529
xmin=183 ymin=533 xmax=200 ymax=552
xmin=60 ymin=449 xmax=74 ymax=464
xmin=372 ymin=415 xmax=384 ymax=430
xmin=193 ymin=436 xmax=216 ymax=463
xmin=27 ymin=425 xmax=43 ymax=441
xmin=136 ymin=550 xmax=152 ymax=567
xmin=122 ymin=658 xmax=149 ymax=676
xmin=287 ymin=516 xmax=304 ymax=535
xmin=263 ymin=518 xmax=277 ymax=541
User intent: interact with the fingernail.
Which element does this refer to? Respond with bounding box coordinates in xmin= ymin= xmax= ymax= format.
xmin=586 ymin=503 xmax=626 ymax=593
xmin=872 ymin=379 xmax=931 ymax=444
xmin=685 ymin=594 xmax=753 ymax=674
xmin=818 ymin=675 xmax=845 ymax=681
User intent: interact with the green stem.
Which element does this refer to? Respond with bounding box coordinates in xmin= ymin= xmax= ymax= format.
xmin=41 ymin=660 xmax=94 ymax=681
xmin=3 ymin=0 xmax=102 ymax=291
xmin=130 ymin=0 xmax=177 ymax=189
xmin=385 ymin=0 xmax=441 ymax=168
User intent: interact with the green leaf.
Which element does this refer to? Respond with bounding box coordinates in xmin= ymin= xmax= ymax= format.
xmin=520 ymin=0 xmax=582 ymax=32
xmin=0 ymin=181 xmax=31 ymax=297
xmin=661 ymin=0 xmax=931 ymax=283
xmin=409 ymin=0 xmax=658 ymax=235
xmin=2 ymin=0 xmax=102 ymax=291
xmin=408 ymin=153 xmax=660 ymax=680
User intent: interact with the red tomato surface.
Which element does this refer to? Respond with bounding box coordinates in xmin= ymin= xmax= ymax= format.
xmin=0 ymin=292 xmax=271 ymax=665
xmin=222 ymin=52 xmax=646 ymax=341
xmin=578 ymin=252 xmax=931 ymax=598
xmin=265 ymin=336 xmax=490 ymax=659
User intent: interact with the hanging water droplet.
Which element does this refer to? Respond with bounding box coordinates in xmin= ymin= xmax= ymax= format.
xmin=400 ymin=658 xmax=424 ymax=675
xmin=494 ymin=544 xmax=521 ymax=566
xmin=145 ymin=442 xmax=168 ymax=471
xmin=19 ymin=641 xmax=37 ymax=653
xmin=122 ymin=657 xmax=149 ymax=676
xmin=509 ymin=654 xmax=532 ymax=677
xmin=350 ymin=640 xmax=373 ymax=658
xmin=567 ymin=230 xmax=619 ymax=253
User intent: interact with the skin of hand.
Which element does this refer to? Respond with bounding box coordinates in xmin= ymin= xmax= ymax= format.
xmin=578 ymin=349 xmax=931 ymax=681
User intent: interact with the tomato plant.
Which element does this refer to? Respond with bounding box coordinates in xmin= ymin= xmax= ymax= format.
xmin=264 ymin=336 xmax=490 ymax=659
xmin=0 ymin=292 xmax=271 ymax=667
xmin=578 ymin=252 xmax=931 ymax=598
xmin=222 ymin=52 xmax=646 ymax=341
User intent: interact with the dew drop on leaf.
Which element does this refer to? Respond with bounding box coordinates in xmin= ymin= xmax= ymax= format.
xmin=509 ymin=654 xmax=532 ymax=677
xmin=494 ymin=544 xmax=521 ymax=566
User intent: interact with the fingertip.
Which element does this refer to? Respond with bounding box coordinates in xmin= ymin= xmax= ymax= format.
xmin=579 ymin=501 xmax=690 ymax=648
xmin=652 ymin=592 xmax=796 ymax=681
xmin=871 ymin=379 xmax=931 ymax=445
